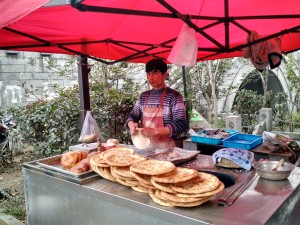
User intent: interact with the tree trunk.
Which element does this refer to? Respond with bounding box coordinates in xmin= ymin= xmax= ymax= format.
xmin=207 ymin=61 xmax=218 ymax=128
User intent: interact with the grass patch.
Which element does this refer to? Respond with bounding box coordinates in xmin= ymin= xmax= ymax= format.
xmin=2 ymin=201 xmax=26 ymax=221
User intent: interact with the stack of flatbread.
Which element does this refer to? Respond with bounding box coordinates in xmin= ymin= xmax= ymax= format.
xmin=149 ymin=170 xmax=224 ymax=207
xmin=90 ymin=147 xmax=224 ymax=208
xmin=90 ymin=147 xmax=148 ymax=186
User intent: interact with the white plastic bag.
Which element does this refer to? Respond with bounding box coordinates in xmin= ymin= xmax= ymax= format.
xmin=79 ymin=111 xmax=105 ymax=143
xmin=167 ymin=23 xmax=198 ymax=67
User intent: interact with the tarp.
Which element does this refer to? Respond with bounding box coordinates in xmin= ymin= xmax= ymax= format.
xmin=0 ymin=0 xmax=51 ymax=29
xmin=1 ymin=0 xmax=300 ymax=64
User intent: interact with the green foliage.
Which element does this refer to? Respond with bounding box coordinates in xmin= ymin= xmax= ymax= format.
xmin=232 ymin=89 xmax=263 ymax=133
xmin=273 ymin=92 xmax=291 ymax=131
xmin=3 ymin=202 xmax=26 ymax=221
xmin=9 ymin=85 xmax=80 ymax=155
xmin=8 ymin=59 xmax=142 ymax=156
xmin=292 ymin=113 xmax=300 ymax=129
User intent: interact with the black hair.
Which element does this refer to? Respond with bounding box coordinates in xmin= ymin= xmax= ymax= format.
xmin=145 ymin=59 xmax=167 ymax=74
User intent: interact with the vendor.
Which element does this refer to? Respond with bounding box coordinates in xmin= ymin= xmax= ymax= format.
xmin=126 ymin=58 xmax=188 ymax=149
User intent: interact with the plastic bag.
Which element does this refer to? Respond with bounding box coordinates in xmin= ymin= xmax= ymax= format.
xmin=167 ymin=23 xmax=198 ymax=67
xmin=79 ymin=111 xmax=105 ymax=143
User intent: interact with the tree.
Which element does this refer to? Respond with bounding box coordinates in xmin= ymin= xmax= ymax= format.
xmin=187 ymin=59 xmax=235 ymax=127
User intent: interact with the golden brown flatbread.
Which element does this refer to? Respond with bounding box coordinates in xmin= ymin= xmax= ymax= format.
xmin=176 ymin=181 xmax=225 ymax=198
xmin=150 ymin=179 xmax=176 ymax=193
xmin=149 ymin=190 xmax=173 ymax=207
xmin=170 ymin=172 xmax=220 ymax=194
xmin=151 ymin=167 xmax=198 ymax=183
xmin=105 ymin=154 xmax=146 ymax=167
xmin=130 ymin=170 xmax=152 ymax=185
xmin=111 ymin=166 xmax=133 ymax=178
xmin=90 ymin=155 xmax=110 ymax=167
xmin=100 ymin=167 xmax=117 ymax=182
xmin=139 ymin=181 xmax=156 ymax=190
xmin=100 ymin=147 xmax=136 ymax=160
xmin=216 ymin=158 xmax=241 ymax=168
xmin=131 ymin=185 xmax=149 ymax=194
xmin=155 ymin=190 xmax=210 ymax=207
xmin=159 ymin=190 xmax=206 ymax=203
xmin=130 ymin=159 xmax=176 ymax=175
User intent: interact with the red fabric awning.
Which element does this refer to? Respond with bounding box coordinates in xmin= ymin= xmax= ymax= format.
xmin=1 ymin=0 xmax=300 ymax=64
xmin=0 ymin=0 xmax=51 ymax=28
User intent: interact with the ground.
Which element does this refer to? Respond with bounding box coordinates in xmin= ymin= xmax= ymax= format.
xmin=0 ymin=150 xmax=42 ymax=223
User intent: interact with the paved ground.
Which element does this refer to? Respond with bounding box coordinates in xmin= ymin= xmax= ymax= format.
xmin=0 ymin=210 xmax=24 ymax=225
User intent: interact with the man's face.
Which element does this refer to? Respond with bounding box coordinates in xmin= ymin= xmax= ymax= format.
xmin=147 ymin=70 xmax=167 ymax=90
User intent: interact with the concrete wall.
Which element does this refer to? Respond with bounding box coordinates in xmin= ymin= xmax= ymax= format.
xmin=0 ymin=50 xmax=78 ymax=112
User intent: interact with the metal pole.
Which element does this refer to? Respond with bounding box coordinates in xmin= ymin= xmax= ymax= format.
xmin=77 ymin=55 xmax=91 ymax=132
xmin=182 ymin=66 xmax=187 ymax=99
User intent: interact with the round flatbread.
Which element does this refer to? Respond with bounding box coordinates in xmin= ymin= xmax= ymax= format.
xmin=151 ymin=167 xmax=198 ymax=183
xmin=131 ymin=185 xmax=149 ymax=193
xmin=155 ymin=190 xmax=210 ymax=207
xmin=150 ymin=179 xmax=176 ymax=193
xmin=100 ymin=147 xmax=136 ymax=160
xmin=169 ymin=197 xmax=210 ymax=207
xmin=130 ymin=170 xmax=152 ymax=185
xmin=105 ymin=154 xmax=146 ymax=167
xmin=170 ymin=172 xmax=220 ymax=194
xmin=131 ymin=128 xmax=150 ymax=149
xmin=130 ymin=159 xmax=176 ymax=175
xmin=100 ymin=167 xmax=117 ymax=182
xmin=90 ymin=156 xmax=110 ymax=167
xmin=176 ymin=181 xmax=225 ymax=198
xmin=149 ymin=190 xmax=173 ymax=207
xmin=159 ymin=190 xmax=206 ymax=203
xmin=111 ymin=166 xmax=133 ymax=178
xmin=139 ymin=181 xmax=156 ymax=190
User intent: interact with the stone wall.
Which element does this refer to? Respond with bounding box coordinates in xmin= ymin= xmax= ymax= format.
xmin=0 ymin=50 xmax=78 ymax=112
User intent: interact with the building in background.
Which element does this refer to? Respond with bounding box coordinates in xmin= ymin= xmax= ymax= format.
xmin=0 ymin=50 xmax=78 ymax=112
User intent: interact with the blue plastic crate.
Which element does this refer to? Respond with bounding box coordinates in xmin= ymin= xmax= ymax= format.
xmin=222 ymin=133 xmax=263 ymax=150
xmin=191 ymin=129 xmax=238 ymax=145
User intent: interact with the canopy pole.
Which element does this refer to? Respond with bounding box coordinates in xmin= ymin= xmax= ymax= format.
xmin=78 ymin=55 xmax=91 ymax=132
xmin=182 ymin=66 xmax=187 ymax=99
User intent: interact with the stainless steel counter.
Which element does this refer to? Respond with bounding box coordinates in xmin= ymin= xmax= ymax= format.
xmin=23 ymin=154 xmax=300 ymax=225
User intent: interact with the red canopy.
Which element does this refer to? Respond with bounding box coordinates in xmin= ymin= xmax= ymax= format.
xmin=0 ymin=0 xmax=50 ymax=28
xmin=1 ymin=0 xmax=300 ymax=64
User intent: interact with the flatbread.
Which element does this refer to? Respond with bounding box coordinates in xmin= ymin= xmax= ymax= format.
xmin=150 ymin=179 xmax=176 ymax=193
xmin=130 ymin=170 xmax=152 ymax=185
xmin=168 ymin=197 xmax=210 ymax=207
xmin=111 ymin=166 xmax=133 ymax=178
xmin=100 ymin=147 xmax=135 ymax=160
xmin=151 ymin=167 xmax=198 ymax=183
xmin=170 ymin=172 xmax=220 ymax=194
xmin=159 ymin=190 xmax=206 ymax=203
xmin=90 ymin=155 xmax=110 ymax=167
xmin=149 ymin=190 xmax=173 ymax=207
xmin=105 ymin=154 xmax=146 ymax=167
xmin=155 ymin=190 xmax=210 ymax=207
xmin=90 ymin=156 xmax=110 ymax=167
xmin=176 ymin=182 xmax=225 ymax=198
xmin=130 ymin=159 xmax=176 ymax=175
xmin=131 ymin=128 xmax=150 ymax=149
xmin=116 ymin=177 xmax=133 ymax=187
xmin=100 ymin=167 xmax=117 ymax=182
xmin=139 ymin=181 xmax=156 ymax=190
xmin=131 ymin=185 xmax=149 ymax=193
xmin=216 ymin=158 xmax=242 ymax=168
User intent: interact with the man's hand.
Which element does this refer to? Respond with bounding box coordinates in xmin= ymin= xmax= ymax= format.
xmin=128 ymin=121 xmax=139 ymax=135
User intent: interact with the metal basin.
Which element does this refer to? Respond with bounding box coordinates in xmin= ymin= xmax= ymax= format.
xmin=253 ymin=161 xmax=295 ymax=181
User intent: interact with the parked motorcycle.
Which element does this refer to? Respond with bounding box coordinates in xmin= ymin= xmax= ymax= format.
xmin=0 ymin=116 xmax=16 ymax=165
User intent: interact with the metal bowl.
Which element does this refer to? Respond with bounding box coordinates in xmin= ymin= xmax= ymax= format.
xmin=253 ymin=161 xmax=295 ymax=181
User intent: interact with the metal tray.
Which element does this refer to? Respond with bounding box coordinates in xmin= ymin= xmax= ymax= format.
xmin=37 ymin=154 xmax=96 ymax=178
xmin=145 ymin=147 xmax=199 ymax=165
